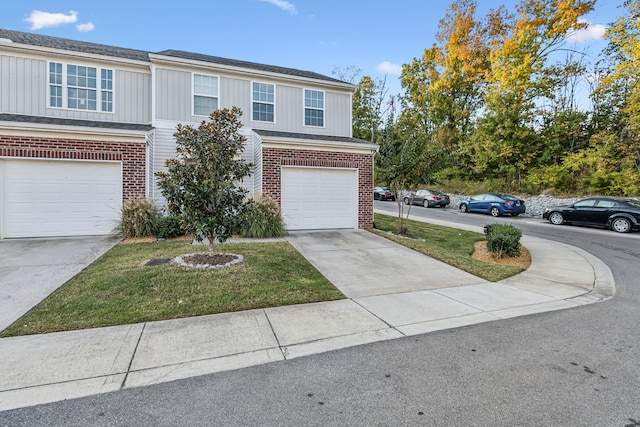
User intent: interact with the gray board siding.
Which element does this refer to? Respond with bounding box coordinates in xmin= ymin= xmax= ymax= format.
xmin=155 ymin=68 xmax=352 ymax=137
xmin=0 ymin=54 xmax=151 ymax=123
xmin=0 ymin=29 xmax=349 ymax=85
xmin=154 ymin=68 xmax=191 ymax=122
xmin=0 ymin=55 xmax=45 ymax=115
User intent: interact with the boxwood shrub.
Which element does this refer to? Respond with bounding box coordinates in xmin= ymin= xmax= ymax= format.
xmin=484 ymin=223 xmax=522 ymax=258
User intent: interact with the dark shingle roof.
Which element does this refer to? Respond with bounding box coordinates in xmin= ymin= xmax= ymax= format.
xmin=0 ymin=29 xmax=350 ymax=85
xmin=0 ymin=113 xmax=153 ymax=132
xmin=0 ymin=29 xmax=150 ymax=62
xmin=253 ymin=129 xmax=375 ymax=146
xmin=155 ymin=50 xmax=348 ymax=85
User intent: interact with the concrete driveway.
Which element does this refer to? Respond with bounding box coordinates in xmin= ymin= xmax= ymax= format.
xmin=0 ymin=236 xmax=120 ymax=331
xmin=285 ymin=229 xmax=485 ymax=298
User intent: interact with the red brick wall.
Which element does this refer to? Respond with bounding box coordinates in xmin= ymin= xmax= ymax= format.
xmin=0 ymin=136 xmax=146 ymax=201
xmin=262 ymin=147 xmax=374 ymax=229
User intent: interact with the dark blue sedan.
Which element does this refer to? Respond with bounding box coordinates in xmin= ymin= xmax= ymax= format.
xmin=459 ymin=193 xmax=526 ymax=217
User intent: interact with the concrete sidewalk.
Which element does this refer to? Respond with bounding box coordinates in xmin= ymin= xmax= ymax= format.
xmin=0 ymin=222 xmax=615 ymax=411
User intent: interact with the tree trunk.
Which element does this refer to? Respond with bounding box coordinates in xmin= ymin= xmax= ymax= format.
xmin=208 ymin=234 xmax=216 ymax=256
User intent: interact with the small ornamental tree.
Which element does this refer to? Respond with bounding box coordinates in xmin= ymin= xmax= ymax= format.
xmin=156 ymin=106 xmax=252 ymax=255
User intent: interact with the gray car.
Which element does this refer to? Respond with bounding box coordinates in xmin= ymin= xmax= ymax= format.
xmin=403 ymin=189 xmax=450 ymax=208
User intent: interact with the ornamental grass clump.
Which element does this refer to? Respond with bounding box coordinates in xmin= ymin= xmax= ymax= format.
xmin=240 ymin=195 xmax=286 ymax=238
xmin=119 ymin=197 xmax=160 ymax=238
xmin=484 ymin=223 xmax=522 ymax=258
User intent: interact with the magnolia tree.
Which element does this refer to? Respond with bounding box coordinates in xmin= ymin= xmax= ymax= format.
xmin=156 ymin=106 xmax=252 ymax=255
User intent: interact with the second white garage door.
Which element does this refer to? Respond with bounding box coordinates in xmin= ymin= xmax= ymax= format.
xmin=281 ymin=167 xmax=358 ymax=230
xmin=1 ymin=159 xmax=122 ymax=238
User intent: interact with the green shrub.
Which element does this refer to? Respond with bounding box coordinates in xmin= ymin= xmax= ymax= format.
xmin=483 ymin=223 xmax=522 ymax=258
xmin=119 ymin=198 xmax=160 ymax=238
xmin=157 ymin=214 xmax=185 ymax=239
xmin=240 ymin=196 xmax=286 ymax=238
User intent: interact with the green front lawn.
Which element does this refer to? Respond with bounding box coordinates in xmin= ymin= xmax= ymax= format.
xmin=0 ymin=240 xmax=343 ymax=337
xmin=1 ymin=215 xmax=527 ymax=338
xmin=373 ymin=213 xmax=525 ymax=282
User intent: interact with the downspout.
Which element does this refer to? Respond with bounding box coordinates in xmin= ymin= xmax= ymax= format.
xmin=150 ymin=62 xmax=156 ymax=201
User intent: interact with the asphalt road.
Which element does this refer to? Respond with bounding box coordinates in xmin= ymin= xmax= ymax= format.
xmin=2 ymin=203 xmax=640 ymax=426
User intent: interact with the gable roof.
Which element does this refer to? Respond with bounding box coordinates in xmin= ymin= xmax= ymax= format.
xmin=155 ymin=50 xmax=348 ymax=85
xmin=0 ymin=29 xmax=349 ymax=85
xmin=0 ymin=29 xmax=149 ymax=62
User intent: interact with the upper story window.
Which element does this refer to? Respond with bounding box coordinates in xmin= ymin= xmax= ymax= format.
xmin=252 ymin=82 xmax=275 ymax=122
xmin=193 ymin=73 xmax=219 ymax=116
xmin=304 ymin=89 xmax=324 ymax=127
xmin=48 ymin=62 xmax=113 ymax=112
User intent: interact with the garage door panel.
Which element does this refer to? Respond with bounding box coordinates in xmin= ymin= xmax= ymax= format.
xmin=2 ymin=160 xmax=122 ymax=238
xmin=281 ymin=167 xmax=357 ymax=231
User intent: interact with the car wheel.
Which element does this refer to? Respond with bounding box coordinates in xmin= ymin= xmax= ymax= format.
xmin=512 ymin=213 xmax=520 ymax=216
xmin=423 ymin=200 xmax=429 ymax=208
xmin=548 ymin=212 xmax=564 ymax=225
xmin=403 ymin=197 xmax=409 ymax=205
xmin=460 ymin=204 xmax=468 ymax=213
xmin=490 ymin=207 xmax=500 ymax=217
xmin=611 ymin=217 xmax=632 ymax=233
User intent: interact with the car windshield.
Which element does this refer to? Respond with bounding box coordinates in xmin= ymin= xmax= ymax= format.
xmin=497 ymin=194 xmax=518 ymax=201
xmin=430 ymin=190 xmax=444 ymax=195
xmin=625 ymin=199 xmax=640 ymax=208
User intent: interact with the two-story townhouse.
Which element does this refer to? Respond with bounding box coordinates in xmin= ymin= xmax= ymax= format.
xmin=0 ymin=29 xmax=376 ymax=239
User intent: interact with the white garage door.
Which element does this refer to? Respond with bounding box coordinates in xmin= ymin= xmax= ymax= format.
xmin=281 ymin=167 xmax=358 ymax=230
xmin=1 ymin=159 xmax=122 ymax=238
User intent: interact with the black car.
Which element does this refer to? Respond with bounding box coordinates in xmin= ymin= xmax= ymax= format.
xmin=403 ymin=189 xmax=450 ymax=208
xmin=374 ymin=187 xmax=396 ymax=201
xmin=543 ymin=197 xmax=640 ymax=233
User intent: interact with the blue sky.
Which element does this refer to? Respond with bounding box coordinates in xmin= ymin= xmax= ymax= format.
xmin=0 ymin=0 xmax=625 ymax=97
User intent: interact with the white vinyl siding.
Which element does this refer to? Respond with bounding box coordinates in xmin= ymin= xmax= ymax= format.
xmin=152 ymin=122 xmax=256 ymax=205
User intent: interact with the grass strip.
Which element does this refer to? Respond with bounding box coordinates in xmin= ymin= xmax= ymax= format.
xmin=373 ymin=213 xmax=524 ymax=282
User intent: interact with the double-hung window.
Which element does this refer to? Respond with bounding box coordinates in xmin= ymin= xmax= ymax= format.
xmin=252 ymin=82 xmax=275 ymax=122
xmin=193 ymin=73 xmax=219 ymax=116
xmin=48 ymin=62 xmax=113 ymax=112
xmin=304 ymin=89 xmax=324 ymax=127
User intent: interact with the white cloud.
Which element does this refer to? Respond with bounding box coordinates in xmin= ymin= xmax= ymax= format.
xmin=76 ymin=22 xmax=95 ymax=32
xmin=566 ymin=20 xmax=607 ymax=43
xmin=258 ymin=0 xmax=297 ymax=14
xmin=25 ymin=10 xmax=78 ymax=30
xmin=376 ymin=61 xmax=403 ymax=76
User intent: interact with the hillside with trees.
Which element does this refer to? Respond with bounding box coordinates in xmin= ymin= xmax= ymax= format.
xmin=352 ymin=0 xmax=639 ymax=196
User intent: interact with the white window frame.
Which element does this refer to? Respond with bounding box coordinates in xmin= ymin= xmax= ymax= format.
xmin=251 ymin=81 xmax=276 ymax=123
xmin=303 ymin=89 xmax=325 ymax=127
xmin=47 ymin=61 xmax=115 ymax=113
xmin=192 ymin=73 xmax=219 ymax=117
